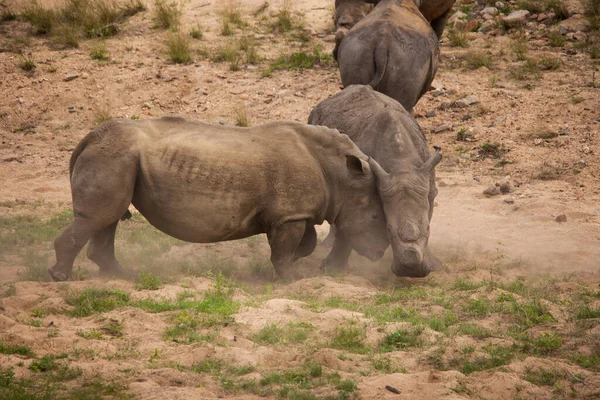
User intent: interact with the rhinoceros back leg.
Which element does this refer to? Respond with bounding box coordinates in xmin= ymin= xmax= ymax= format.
xmin=49 ymin=217 xmax=96 ymax=282
xmin=87 ymin=221 xmax=127 ymax=277
xmin=267 ymin=220 xmax=307 ymax=277
xmin=293 ymin=225 xmax=317 ymax=261
xmin=321 ymin=229 xmax=352 ymax=272
xmin=321 ymin=225 xmax=336 ymax=248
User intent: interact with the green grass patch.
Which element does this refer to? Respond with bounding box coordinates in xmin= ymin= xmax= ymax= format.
xmin=576 ymin=306 xmax=600 ymax=319
xmin=251 ymin=322 xmax=314 ymax=345
xmin=570 ymin=353 xmax=600 ymax=370
xmin=66 ymin=289 xmax=130 ymax=317
xmin=0 ymin=342 xmax=35 ymax=358
xmin=135 ymin=271 xmax=162 ymax=290
xmin=380 ymin=326 xmax=424 ymax=352
xmin=331 ymin=323 xmax=369 ymax=354
xmin=153 ymin=0 xmax=181 ymax=29
xmin=455 ymin=323 xmax=493 ymax=339
xmin=448 ymin=28 xmax=469 ymax=48
xmin=166 ymin=31 xmax=191 ymax=64
xmin=523 ymin=367 xmax=566 ymax=386
xmin=264 ymin=45 xmax=331 ymax=76
xmin=76 ymin=329 xmax=103 ymax=340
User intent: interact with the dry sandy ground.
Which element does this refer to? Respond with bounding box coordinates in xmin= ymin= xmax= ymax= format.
xmin=1 ymin=0 xmax=600 ymax=399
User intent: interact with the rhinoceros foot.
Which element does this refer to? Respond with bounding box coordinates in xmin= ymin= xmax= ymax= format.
xmin=48 ymin=266 xmax=69 ymax=282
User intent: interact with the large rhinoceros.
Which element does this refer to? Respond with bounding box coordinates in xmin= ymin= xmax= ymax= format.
xmin=333 ymin=0 xmax=455 ymax=56
xmin=309 ymin=85 xmax=442 ymax=278
xmin=48 ymin=116 xmax=389 ymax=281
xmin=336 ymin=0 xmax=439 ymax=112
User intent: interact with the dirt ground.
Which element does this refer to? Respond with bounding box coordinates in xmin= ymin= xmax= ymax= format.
xmin=1 ymin=0 xmax=600 ymax=399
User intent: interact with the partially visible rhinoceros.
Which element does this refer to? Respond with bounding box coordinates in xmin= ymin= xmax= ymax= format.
xmin=48 ymin=116 xmax=389 ymax=281
xmin=332 ymin=0 xmax=374 ymax=60
xmin=309 ymin=85 xmax=442 ymax=278
xmin=336 ymin=0 xmax=439 ymax=112
xmin=333 ymin=0 xmax=455 ymax=55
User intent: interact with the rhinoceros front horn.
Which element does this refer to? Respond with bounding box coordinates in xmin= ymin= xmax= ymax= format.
xmin=421 ymin=146 xmax=442 ymax=172
xmin=368 ymin=157 xmax=390 ymax=182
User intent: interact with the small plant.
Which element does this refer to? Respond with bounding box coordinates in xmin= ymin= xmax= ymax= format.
xmin=233 ymin=103 xmax=249 ymax=127
xmin=479 ymin=142 xmax=505 ymax=159
xmin=536 ymin=162 xmax=561 ymax=180
xmin=448 ymin=28 xmax=469 ymax=48
xmin=576 ymin=306 xmax=600 ymax=319
xmin=265 ymin=45 xmax=331 ymax=76
xmin=532 ymin=332 xmax=562 ymax=355
xmin=0 ymin=342 xmax=35 ymax=358
xmin=22 ymin=2 xmax=55 ymax=34
xmin=101 ymin=319 xmax=125 ymax=337
xmin=66 ymin=289 xmax=130 ymax=317
xmin=547 ymin=31 xmax=565 ymax=48
xmin=190 ymin=23 xmax=203 ymax=39
xmin=76 ymin=329 xmax=103 ymax=340
xmin=17 ymin=54 xmax=36 ymax=72
xmin=331 ymin=323 xmax=368 ymax=354
xmin=166 ymin=31 xmax=191 ymax=64
xmin=93 ymin=103 xmax=113 ymax=126
xmin=135 ymin=271 xmax=162 ymax=290
xmin=89 ymin=42 xmax=109 ymax=60
xmin=153 ymin=0 xmax=180 ymax=29
xmin=571 ymin=96 xmax=584 ymax=104
xmin=273 ymin=9 xmax=293 ymax=33
xmin=380 ymin=327 xmax=424 ymax=351
xmin=29 ymin=355 xmax=58 ymax=372
xmin=52 ymin=23 xmax=80 ymax=48
xmin=537 ymin=55 xmax=561 ymax=70
xmin=510 ymin=39 xmax=528 ymax=61
xmin=523 ymin=367 xmax=565 ymax=386
xmin=465 ymin=51 xmax=491 ymax=69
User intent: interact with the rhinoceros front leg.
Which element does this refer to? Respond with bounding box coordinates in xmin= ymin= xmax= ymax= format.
xmin=294 ymin=224 xmax=317 ymax=261
xmin=320 ymin=229 xmax=352 ymax=272
xmin=430 ymin=8 xmax=452 ymax=40
xmin=267 ymin=220 xmax=307 ymax=277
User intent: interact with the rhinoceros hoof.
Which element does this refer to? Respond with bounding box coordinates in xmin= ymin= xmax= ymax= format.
xmin=320 ymin=258 xmax=348 ymax=272
xmin=48 ymin=267 xmax=68 ymax=282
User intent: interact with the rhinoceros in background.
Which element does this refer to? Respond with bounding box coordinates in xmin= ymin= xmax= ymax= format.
xmin=309 ymin=85 xmax=442 ymax=278
xmin=48 ymin=117 xmax=389 ymax=281
xmin=333 ymin=0 xmax=455 ymax=51
xmin=332 ymin=0 xmax=374 ymax=60
xmin=336 ymin=0 xmax=439 ymax=112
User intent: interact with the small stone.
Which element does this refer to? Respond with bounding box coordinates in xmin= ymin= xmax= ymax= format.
xmin=461 ymin=114 xmax=472 ymax=121
xmin=230 ymin=87 xmax=245 ymax=95
xmin=483 ymin=14 xmax=495 ymax=21
xmin=495 ymin=1 xmax=505 ymax=9
xmin=433 ymin=124 xmax=450 ymax=133
xmin=482 ymin=6 xmax=499 ymax=16
xmin=68 ymin=106 xmax=76 ymax=113
xmin=489 ymin=115 xmax=507 ymax=127
xmin=502 ymin=10 xmax=530 ymax=28
xmin=479 ymin=20 xmax=496 ymax=33
xmin=430 ymin=80 xmax=444 ymax=90
xmin=2 ymin=155 xmax=21 ymax=162
xmin=504 ymin=198 xmax=515 ymax=204
xmin=537 ymin=13 xmax=548 ymax=22
xmin=555 ymin=214 xmax=567 ymax=223
xmin=559 ymin=15 xmax=591 ymax=33
xmin=18 ymin=98 xmax=24 ymax=104
xmin=431 ymin=90 xmax=444 ymax=97
xmin=219 ymin=120 xmax=226 ymax=125
xmin=449 ymin=11 xmax=467 ymax=25
xmin=426 ymin=110 xmax=437 ymax=118
xmin=454 ymin=94 xmax=479 ymax=108
xmin=465 ymin=20 xmax=479 ymax=32
xmin=63 ymin=72 xmax=80 ymax=82
xmin=500 ymin=182 xmax=511 ymax=194
xmin=573 ymin=31 xmax=588 ymax=42
xmin=484 ymin=184 xmax=501 ymax=197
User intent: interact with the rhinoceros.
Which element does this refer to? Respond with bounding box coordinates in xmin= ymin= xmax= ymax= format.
xmin=309 ymin=85 xmax=442 ymax=278
xmin=333 ymin=0 xmax=455 ymax=54
xmin=48 ymin=116 xmax=389 ymax=281
xmin=336 ymin=0 xmax=439 ymax=113
xmin=332 ymin=0 xmax=374 ymax=60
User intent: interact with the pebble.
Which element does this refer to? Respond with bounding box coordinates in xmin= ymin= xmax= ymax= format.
xmin=502 ymin=10 xmax=530 ymax=27
xmin=63 ymin=72 xmax=80 ymax=82
xmin=504 ymin=198 xmax=515 ymax=204
xmin=461 ymin=114 xmax=472 ymax=121
xmin=18 ymin=98 xmax=24 ymax=104
xmin=482 ymin=6 xmax=499 ymax=16
xmin=489 ymin=115 xmax=507 ymax=127
xmin=495 ymin=1 xmax=505 ymax=9
xmin=68 ymin=106 xmax=76 ymax=113
xmin=479 ymin=20 xmax=496 ymax=33
xmin=454 ymin=94 xmax=479 ymax=108
xmin=431 ymin=90 xmax=444 ymax=97
xmin=484 ymin=184 xmax=501 ymax=197
xmin=448 ymin=11 xmax=467 ymax=25
xmin=465 ymin=20 xmax=479 ymax=32
xmin=230 ymin=87 xmax=245 ymax=95
xmin=559 ymin=15 xmax=591 ymax=33
xmin=426 ymin=110 xmax=437 ymax=118
xmin=500 ymin=182 xmax=511 ymax=194
xmin=433 ymin=124 xmax=450 ymax=133
xmin=555 ymin=214 xmax=567 ymax=223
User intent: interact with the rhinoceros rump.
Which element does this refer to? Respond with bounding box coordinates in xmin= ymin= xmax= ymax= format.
xmin=337 ymin=0 xmax=439 ymax=112
xmin=48 ymin=117 xmax=388 ymax=281
xmin=309 ymin=85 xmax=442 ymax=278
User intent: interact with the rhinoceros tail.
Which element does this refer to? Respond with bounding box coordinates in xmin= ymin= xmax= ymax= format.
xmin=68 ymin=132 xmax=94 ymax=181
xmin=368 ymin=43 xmax=388 ymax=90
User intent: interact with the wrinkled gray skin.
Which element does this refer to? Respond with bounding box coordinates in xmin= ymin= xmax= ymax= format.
xmin=333 ymin=0 xmax=455 ymax=55
xmin=48 ymin=116 xmax=389 ymax=282
xmin=333 ymin=0 xmax=374 ymax=60
xmin=308 ymin=85 xmax=442 ymax=278
xmin=337 ymin=0 xmax=440 ymax=113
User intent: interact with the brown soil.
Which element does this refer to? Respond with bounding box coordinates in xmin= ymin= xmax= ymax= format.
xmin=1 ymin=0 xmax=600 ymax=399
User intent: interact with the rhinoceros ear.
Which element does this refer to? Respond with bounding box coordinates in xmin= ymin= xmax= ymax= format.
xmin=420 ymin=146 xmax=442 ymax=172
xmin=346 ymin=154 xmax=370 ymax=176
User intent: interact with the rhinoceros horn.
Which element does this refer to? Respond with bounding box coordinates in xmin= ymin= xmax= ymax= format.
xmin=368 ymin=157 xmax=390 ymax=182
xmin=420 ymin=146 xmax=442 ymax=172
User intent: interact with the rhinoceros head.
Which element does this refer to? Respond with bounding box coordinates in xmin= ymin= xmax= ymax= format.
xmin=334 ymin=0 xmax=374 ymax=35
xmin=368 ymin=147 xmax=442 ymax=277
xmin=336 ymin=154 xmax=389 ymax=261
